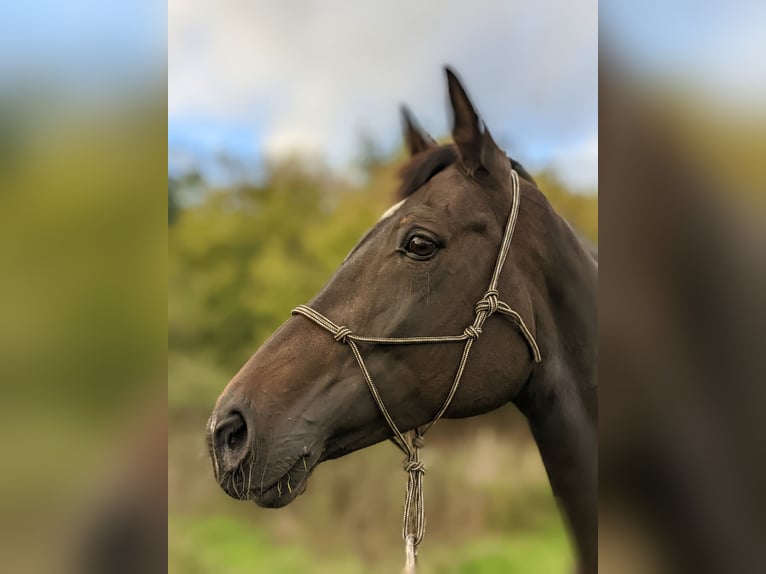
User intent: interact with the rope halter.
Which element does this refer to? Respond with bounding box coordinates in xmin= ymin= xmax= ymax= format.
xmin=291 ymin=169 xmax=541 ymax=572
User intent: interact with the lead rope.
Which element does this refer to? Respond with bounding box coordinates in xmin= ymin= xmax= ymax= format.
xmin=292 ymin=170 xmax=540 ymax=573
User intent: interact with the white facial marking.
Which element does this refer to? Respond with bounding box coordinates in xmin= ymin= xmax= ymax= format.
xmin=378 ymin=199 xmax=406 ymax=222
xmin=209 ymin=413 xmax=220 ymax=478
xmin=342 ymin=199 xmax=407 ymax=263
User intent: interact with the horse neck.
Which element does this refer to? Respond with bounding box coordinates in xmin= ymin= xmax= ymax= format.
xmin=512 ymin=184 xmax=598 ymax=418
xmin=509 ymin=184 xmax=599 ymax=574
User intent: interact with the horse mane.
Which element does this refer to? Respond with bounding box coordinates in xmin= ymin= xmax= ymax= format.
xmin=397 ymin=146 xmax=458 ymax=200
xmin=397 ymin=145 xmax=537 ymax=200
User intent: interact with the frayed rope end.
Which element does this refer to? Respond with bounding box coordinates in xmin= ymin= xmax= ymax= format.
xmin=401 ymin=534 xmax=417 ymax=574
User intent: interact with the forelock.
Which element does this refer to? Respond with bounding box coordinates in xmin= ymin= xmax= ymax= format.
xmin=396 ymin=145 xmax=536 ymax=200
xmin=397 ymin=146 xmax=458 ymax=200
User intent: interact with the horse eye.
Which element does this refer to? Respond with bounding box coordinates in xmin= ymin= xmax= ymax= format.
xmin=405 ymin=235 xmax=438 ymax=259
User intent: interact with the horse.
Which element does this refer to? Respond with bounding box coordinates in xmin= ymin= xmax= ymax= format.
xmin=207 ymin=68 xmax=598 ymax=573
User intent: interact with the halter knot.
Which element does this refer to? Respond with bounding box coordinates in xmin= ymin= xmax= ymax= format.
xmin=334 ymin=326 xmax=352 ymax=343
xmin=403 ymin=459 xmax=425 ymax=474
xmin=463 ymin=325 xmax=482 ymax=340
xmin=476 ymin=289 xmax=500 ymax=316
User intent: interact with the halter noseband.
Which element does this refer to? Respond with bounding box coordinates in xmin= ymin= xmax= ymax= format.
xmin=291 ymin=169 xmax=541 ymax=572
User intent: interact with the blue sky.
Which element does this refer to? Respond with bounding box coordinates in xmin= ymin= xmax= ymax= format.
xmin=169 ymin=0 xmax=598 ymax=190
xmin=4 ymin=0 xmax=759 ymax=193
xmin=601 ymin=0 xmax=766 ymax=107
xmin=0 ymin=1 xmax=165 ymax=96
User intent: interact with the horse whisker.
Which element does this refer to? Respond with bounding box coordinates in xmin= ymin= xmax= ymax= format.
xmin=246 ymin=453 xmax=256 ymax=498
xmin=259 ymin=429 xmax=274 ymax=493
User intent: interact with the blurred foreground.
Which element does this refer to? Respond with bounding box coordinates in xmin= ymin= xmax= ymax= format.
xmin=0 ymin=93 xmax=167 ymax=572
xmin=598 ymin=59 xmax=766 ymax=573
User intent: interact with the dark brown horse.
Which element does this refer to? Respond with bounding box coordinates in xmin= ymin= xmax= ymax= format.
xmin=207 ymin=69 xmax=597 ymax=573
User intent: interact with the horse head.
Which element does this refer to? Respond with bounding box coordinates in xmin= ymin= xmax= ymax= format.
xmin=207 ymin=69 xmax=548 ymax=508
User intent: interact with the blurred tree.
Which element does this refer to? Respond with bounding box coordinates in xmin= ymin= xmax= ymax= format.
xmin=168 ymin=171 xmax=203 ymax=225
xmin=168 ymin=153 xmax=596 ymax=405
xmin=534 ymin=169 xmax=598 ymax=242
xmin=168 ymin=178 xmax=180 ymax=225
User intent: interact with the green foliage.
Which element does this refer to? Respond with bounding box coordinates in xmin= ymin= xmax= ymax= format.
xmin=168 ymin=158 xmax=396 ymax=394
xmin=169 ymin=515 xmax=364 ymax=574
xmin=431 ymin=522 xmax=571 ymax=573
xmin=168 ymin=513 xmax=569 ymax=574
xmin=169 ymin=155 xmax=597 ymax=412
xmin=535 ymin=169 xmax=598 ymax=243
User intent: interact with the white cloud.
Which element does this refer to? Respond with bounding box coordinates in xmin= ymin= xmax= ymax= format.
xmin=551 ymin=133 xmax=599 ymax=191
xmin=169 ymin=0 xmax=597 ymax=187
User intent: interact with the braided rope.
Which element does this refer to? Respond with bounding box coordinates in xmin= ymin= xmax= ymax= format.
xmin=291 ymin=170 xmax=540 ymax=572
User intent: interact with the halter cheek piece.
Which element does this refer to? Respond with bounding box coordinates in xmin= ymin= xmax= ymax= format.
xmin=292 ymin=169 xmax=541 ymax=572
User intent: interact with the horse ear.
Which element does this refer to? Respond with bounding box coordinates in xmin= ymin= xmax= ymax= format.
xmin=446 ymin=67 xmax=510 ymax=179
xmin=401 ymin=105 xmax=436 ymax=156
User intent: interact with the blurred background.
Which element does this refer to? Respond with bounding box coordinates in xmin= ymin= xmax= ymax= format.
xmin=2 ymin=0 xmax=761 ymax=572
xmin=168 ymin=1 xmax=596 ymax=573
xmin=600 ymin=2 xmax=766 ymax=573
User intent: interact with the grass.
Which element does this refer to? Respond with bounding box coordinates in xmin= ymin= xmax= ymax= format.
xmin=430 ymin=524 xmax=571 ymax=573
xmin=169 ymin=514 xmax=362 ymax=574
xmin=169 ymin=512 xmax=570 ymax=574
xmin=169 ymin=407 xmax=572 ymax=574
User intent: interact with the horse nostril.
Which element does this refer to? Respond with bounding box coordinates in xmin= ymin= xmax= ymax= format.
xmin=213 ymin=411 xmax=250 ymax=471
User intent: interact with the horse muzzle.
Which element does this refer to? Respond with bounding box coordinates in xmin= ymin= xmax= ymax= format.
xmin=207 ymin=396 xmax=320 ymax=507
xmin=208 ymin=405 xmax=253 ymax=481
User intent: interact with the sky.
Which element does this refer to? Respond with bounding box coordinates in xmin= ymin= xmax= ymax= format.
xmin=600 ymin=0 xmax=766 ymax=109
xmin=168 ymin=0 xmax=599 ymax=190
xmin=0 ymin=1 xmax=164 ymax=97
xmin=1 ymin=1 xmax=757 ymax=194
